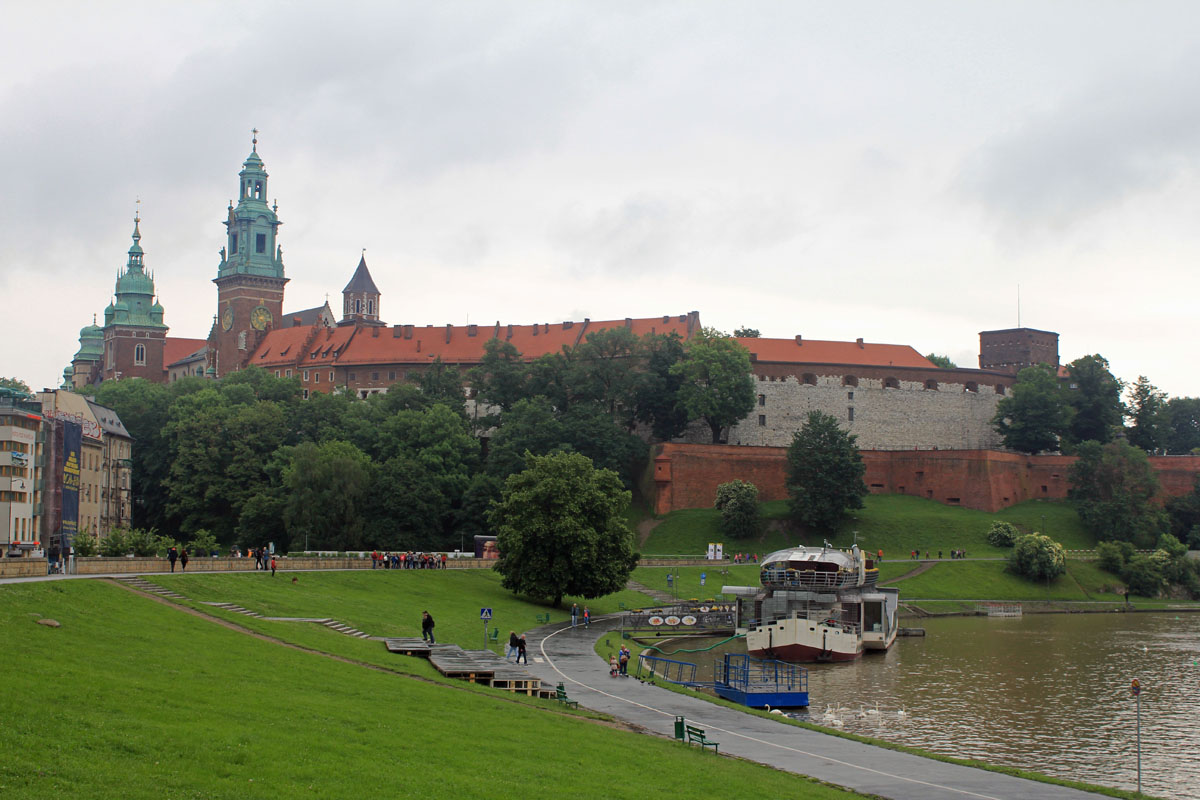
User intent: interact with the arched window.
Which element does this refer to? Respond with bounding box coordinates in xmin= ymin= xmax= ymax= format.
xmin=801 ymin=373 xmax=817 ymax=386
xmin=884 ymin=376 xmax=900 ymax=389
xmin=134 ymin=344 xmax=146 ymax=365
xmin=367 ymin=299 xmax=374 ymax=315
xmin=842 ymin=375 xmax=858 ymax=387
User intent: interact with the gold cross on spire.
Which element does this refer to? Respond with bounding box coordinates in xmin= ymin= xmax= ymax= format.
xmin=251 ymin=127 xmax=259 ymax=151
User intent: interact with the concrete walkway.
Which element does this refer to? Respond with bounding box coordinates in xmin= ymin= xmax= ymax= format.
xmin=524 ymin=616 xmax=1112 ymax=800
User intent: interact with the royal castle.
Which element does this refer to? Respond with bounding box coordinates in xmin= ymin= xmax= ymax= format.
xmin=64 ymin=137 xmax=1058 ymax=453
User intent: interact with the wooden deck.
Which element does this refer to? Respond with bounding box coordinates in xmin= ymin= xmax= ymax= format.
xmin=383 ymin=638 xmax=554 ymax=697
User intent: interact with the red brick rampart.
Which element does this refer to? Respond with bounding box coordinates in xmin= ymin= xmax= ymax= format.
xmin=651 ymin=443 xmax=1200 ymax=514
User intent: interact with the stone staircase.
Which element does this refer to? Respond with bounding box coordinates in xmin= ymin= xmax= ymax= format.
xmin=113 ymin=577 xmax=379 ymax=640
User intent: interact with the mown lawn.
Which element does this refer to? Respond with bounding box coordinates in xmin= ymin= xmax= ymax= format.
xmin=0 ymin=579 xmax=866 ymax=800
xmin=880 ymin=559 xmax=1132 ymax=602
xmin=641 ymin=494 xmax=1093 ymax=557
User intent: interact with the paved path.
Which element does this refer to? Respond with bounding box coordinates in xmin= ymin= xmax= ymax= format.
xmin=524 ymin=616 xmax=1111 ymax=800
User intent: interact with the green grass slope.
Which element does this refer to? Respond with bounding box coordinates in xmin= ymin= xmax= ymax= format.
xmin=0 ymin=579 xmax=863 ymax=800
xmin=641 ymin=495 xmax=1093 ymax=557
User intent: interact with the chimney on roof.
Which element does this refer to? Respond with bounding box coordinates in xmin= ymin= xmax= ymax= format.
xmin=795 ymin=335 xmax=802 ymax=346
xmin=625 ymin=317 xmax=633 ymax=329
xmin=468 ymin=324 xmax=477 ymax=337
xmin=532 ymin=324 xmax=539 ymax=336
xmin=663 ymin=315 xmax=670 ymax=323
xmin=562 ymin=320 xmax=573 ymax=330
xmin=856 ymin=337 xmax=864 ymax=348
xmin=393 ymin=324 xmax=403 ymax=338
xmin=416 ymin=339 xmax=421 ymax=353
xmin=404 ymin=324 xmax=413 ymax=339
xmin=506 ymin=324 xmax=513 ymax=340
xmin=445 ymin=324 xmax=452 ymax=344
xmin=493 ymin=321 xmax=500 ymax=339
xmin=544 ymin=322 xmax=549 ymax=333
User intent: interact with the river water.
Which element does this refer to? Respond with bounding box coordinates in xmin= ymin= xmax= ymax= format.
xmin=667 ymin=612 xmax=1200 ymax=799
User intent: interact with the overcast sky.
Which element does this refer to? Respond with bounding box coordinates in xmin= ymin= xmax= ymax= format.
xmin=3 ymin=2 xmax=1198 ymax=398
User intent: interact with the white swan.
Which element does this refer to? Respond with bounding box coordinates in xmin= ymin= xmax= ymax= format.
xmin=896 ymin=706 xmax=908 ymax=718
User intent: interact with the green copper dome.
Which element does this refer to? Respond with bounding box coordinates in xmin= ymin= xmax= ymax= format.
xmin=73 ymin=320 xmax=104 ymax=362
xmin=109 ymin=214 xmax=167 ymax=330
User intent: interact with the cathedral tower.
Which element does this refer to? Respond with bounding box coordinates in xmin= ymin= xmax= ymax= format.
xmin=210 ymin=131 xmax=287 ymax=376
xmin=341 ymin=253 xmax=382 ymax=324
xmin=101 ymin=212 xmax=168 ymax=381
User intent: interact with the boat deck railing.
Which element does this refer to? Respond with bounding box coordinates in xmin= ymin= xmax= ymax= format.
xmin=760 ymin=567 xmax=878 ymax=590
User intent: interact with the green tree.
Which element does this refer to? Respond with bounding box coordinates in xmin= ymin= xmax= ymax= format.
xmin=986 ymin=521 xmax=1019 ymax=548
xmin=1125 ymin=376 xmax=1168 ymax=453
xmin=71 ymin=534 xmax=99 ymax=557
xmin=992 ymin=364 xmax=1072 ymax=454
xmin=1068 ymin=440 xmax=1169 ymax=547
xmin=632 ymin=332 xmax=690 ymax=441
xmin=1121 ymin=553 xmax=1167 ymax=597
xmin=1095 ymin=540 xmax=1133 ymax=574
xmin=489 ymin=451 xmax=637 ymax=607
xmin=416 ymin=358 xmax=466 ymax=413
xmin=671 ymin=328 xmax=755 ymax=443
xmin=559 ymin=402 xmax=647 ymax=487
xmin=1007 ymin=533 xmax=1066 ymax=581
xmin=0 ymin=377 xmax=32 ymax=394
xmin=733 ymin=327 xmax=760 ymax=338
xmin=572 ymin=327 xmax=640 ymax=418
xmin=1166 ymin=475 xmax=1200 ymax=541
xmin=99 ymin=528 xmax=130 ymax=557
xmin=785 ymin=411 xmax=867 ymax=533
xmin=1064 ymin=354 xmax=1124 ymax=446
xmin=282 ymin=440 xmax=373 ymax=552
xmin=715 ymin=480 xmax=760 ymax=540
xmin=925 ymin=353 xmax=957 ymax=369
xmin=186 ymin=529 xmax=219 ymax=557
xmin=486 ymin=398 xmax=567 ymax=479
xmin=93 ymin=378 xmax=177 ymax=531
xmin=468 ymin=338 xmax=528 ymax=413
xmin=1165 ymin=397 xmax=1200 ymax=455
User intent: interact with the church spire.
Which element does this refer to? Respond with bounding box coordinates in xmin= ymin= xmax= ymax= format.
xmin=217 ymin=131 xmax=284 ymax=281
xmin=341 ymin=250 xmax=382 ymax=323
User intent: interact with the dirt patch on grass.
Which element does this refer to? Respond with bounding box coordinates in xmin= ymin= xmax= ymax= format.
xmin=637 ymin=518 xmax=661 ymax=547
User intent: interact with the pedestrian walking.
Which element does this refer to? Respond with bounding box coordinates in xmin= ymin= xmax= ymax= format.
xmin=270 ymin=556 xmax=277 ymax=577
xmin=610 ymin=653 xmax=618 ymax=678
xmin=421 ymin=611 xmax=436 ymax=644
xmin=180 ymin=549 xmax=189 ymax=572
xmin=570 ymin=603 xmax=579 ymax=628
xmin=507 ymin=631 xmax=519 ymax=661
xmin=516 ymin=633 xmax=527 ymax=664
xmin=168 ymin=546 xmax=178 ymax=573
xmin=582 ymin=606 xmax=590 ymax=628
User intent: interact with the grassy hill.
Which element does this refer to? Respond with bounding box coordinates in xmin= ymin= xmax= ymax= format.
xmin=0 ymin=578 xmax=864 ymax=800
xmin=640 ymin=494 xmax=1092 ymax=557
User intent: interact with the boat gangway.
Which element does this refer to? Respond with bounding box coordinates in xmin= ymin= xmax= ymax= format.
xmin=714 ymin=653 xmax=809 ymax=708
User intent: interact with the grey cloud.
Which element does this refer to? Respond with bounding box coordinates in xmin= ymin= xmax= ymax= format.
xmin=957 ymin=54 xmax=1200 ymax=235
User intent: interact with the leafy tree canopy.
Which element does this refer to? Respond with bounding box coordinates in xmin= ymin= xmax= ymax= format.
xmin=0 ymin=376 xmax=32 ymax=395
xmin=1064 ymin=354 xmax=1124 ymax=446
xmin=733 ymin=327 xmax=760 ymax=338
xmin=490 ymin=451 xmax=637 ymax=606
xmin=1165 ymin=397 xmax=1200 ymax=455
xmin=468 ymin=338 xmax=528 ymax=414
xmin=785 ymin=410 xmax=867 ymax=533
xmin=671 ymin=328 xmax=756 ymax=443
xmin=282 ymin=440 xmax=372 ymax=552
xmin=992 ymin=364 xmax=1072 ymax=454
xmin=715 ymin=480 xmax=760 ymax=540
xmin=924 ymin=353 xmax=957 ymax=369
xmin=986 ymin=521 xmax=1019 ymax=548
xmin=1124 ymin=376 xmax=1168 ymax=453
xmin=632 ymin=332 xmax=690 ymax=442
xmin=1068 ymin=440 xmax=1168 ymax=547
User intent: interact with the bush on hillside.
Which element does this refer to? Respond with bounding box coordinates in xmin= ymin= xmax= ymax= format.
xmin=986 ymin=521 xmax=1020 ymax=548
xmin=1095 ymin=540 xmax=1133 ymax=574
xmin=1007 ymin=533 xmax=1066 ymax=582
xmin=99 ymin=528 xmax=131 ymax=557
xmin=1121 ymin=553 xmax=1167 ymax=597
xmin=715 ymin=480 xmax=760 ymax=540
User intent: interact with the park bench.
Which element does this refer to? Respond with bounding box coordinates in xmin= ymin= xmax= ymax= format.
xmin=535 ymin=612 xmax=551 ymax=624
xmin=685 ymin=724 xmax=719 ymax=753
xmin=488 ymin=627 xmax=499 ymax=643
xmin=555 ymin=682 xmax=579 ymax=709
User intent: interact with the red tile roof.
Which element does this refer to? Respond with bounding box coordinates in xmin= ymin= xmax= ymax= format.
xmin=249 ymin=314 xmax=699 ymax=368
xmin=737 ymin=337 xmax=934 ymax=369
xmin=163 ymin=337 xmax=209 ymax=367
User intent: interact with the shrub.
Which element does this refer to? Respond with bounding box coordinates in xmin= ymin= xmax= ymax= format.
xmin=714 ymin=480 xmax=760 ymax=540
xmin=1095 ymin=541 xmax=1127 ymax=574
xmin=99 ymin=528 xmax=131 ymax=557
xmin=71 ymin=535 xmax=99 ymax=557
xmin=127 ymin=528 xmax=160 ymax=557
xmin=986 ymin=521 xmax=1019 ymax=548
xmin=1121 ymin=553 xmax=1167 ymax=597
xmin=1007 ymin=533 xmax=1066 ymax=582
xmin=187 ymin=529 xmax=219 ymax=557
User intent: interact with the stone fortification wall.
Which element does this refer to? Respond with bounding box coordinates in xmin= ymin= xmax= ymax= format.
xmin=679 ymin=366 xmax=1012 ymax=451
xmin=652 ymin=443 xmax=1200 ymax=515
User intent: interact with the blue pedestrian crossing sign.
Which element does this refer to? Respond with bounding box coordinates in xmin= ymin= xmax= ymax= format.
xmin=480 ymin=607 xmax=493 ymax=621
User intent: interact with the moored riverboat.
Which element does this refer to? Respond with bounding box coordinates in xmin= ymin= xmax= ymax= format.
xmin=725 ymin=544 xmax=899 ymax=663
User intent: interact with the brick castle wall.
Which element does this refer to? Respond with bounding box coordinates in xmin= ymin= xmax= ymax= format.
xmin=652 ymin=443 xmax=1200 ymax=515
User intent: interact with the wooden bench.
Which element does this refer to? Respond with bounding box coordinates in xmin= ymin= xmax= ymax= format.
xmin=555 ymin=682 xmax=579 ymax=709
xmin=535 ymin=612 xmax=551 ymax=624
xmin=685 ymin=724 xmax=719 ymax=753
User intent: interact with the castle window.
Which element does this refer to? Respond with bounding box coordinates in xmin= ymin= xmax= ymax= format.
xmin=275 ymin=370 xmax=280 ymax=378
xmin=355 ymin=300 xmax=363 ymax=314
xmin=925 ymin=379 xmax=938 ymax=391
xmin=367 ymin=300 xmax=374 ymax=315
xmin=256 ymin=234 xmax=266 ymax=253
xmin=965 ymin=381 xmax=978 ymax=393
xmin=314 ymin=372 xmax=320 ymax=383
xmin=285 ymin=370 xmax=292 ymax=378
xmin=389 ymin=371 xmax=396 ymax=381
xmin=847 ymin=391 xmax=854 ymax=401
xmin=758 ymin=394 xmax=765 ymax=407
xmin=759 ymin=374 xmax=766 ymax=381
xmin=842 ymin=375 xmax=858 ymax=387
xmin=758 ymin=415 xmax=766 ymax=426
xmin=348 ymin=372 xmax=357 ymax=381
xmin=134 ymin=344 xmax=146 ymax=365
xmin=303 ymin=389 xmax=309 ymax=399
xmin=329 ymin=371 xmax=334 ymax=383
xmin=802 ymin=373 xmax=817 ymax=385
xmin=995 ymin=384 xmax=1006 ymax=395
xmin=303 ymin=370 xmax=310 ymax=381
xmin=884 ymin=377 xmax=900 ymax=389
xmin=232 ymin=233 xmax=238 ymax=253
xmin=848 ymin=407 xmax=855 ymax=422
xmin=371 ymin=372 xmax=379 ymax=381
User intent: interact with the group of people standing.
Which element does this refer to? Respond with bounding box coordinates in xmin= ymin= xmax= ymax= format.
xmin=569 ymin=603 xmax=590 ymax=628
xmin=372 ymin=551 xmax=446 ymax=569
xmin=250 ymin=547 xmax=276 ymax=574
xmin=609 ymin=645 xmax=630 ymax=677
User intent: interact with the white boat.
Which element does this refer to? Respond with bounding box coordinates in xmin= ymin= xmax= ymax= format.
xmin=725 ymin=544 xmax=899 ymax=663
